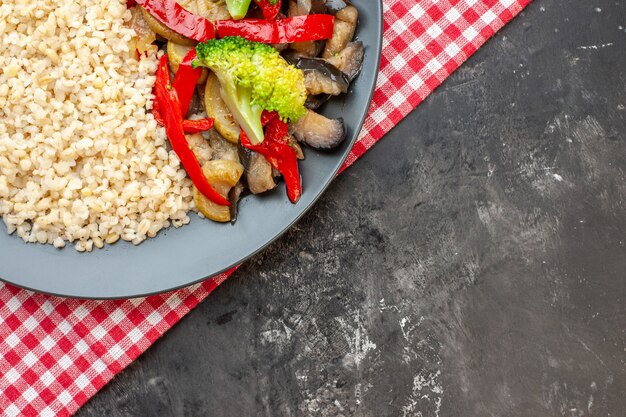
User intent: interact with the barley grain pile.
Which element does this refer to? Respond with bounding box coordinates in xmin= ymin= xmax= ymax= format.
xmin=0 ymin=0 xmax=194 ymax=251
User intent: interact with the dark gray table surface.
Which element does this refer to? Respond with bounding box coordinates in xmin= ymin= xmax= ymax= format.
xmin=77 ymin=1 xmax=626 ymax=416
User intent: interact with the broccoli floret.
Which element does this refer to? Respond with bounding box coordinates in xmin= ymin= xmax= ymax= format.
xmin=225 ymin=0 xmax=252 ymax=20
xmin=195 ymin=36 xmax=307 ymax=145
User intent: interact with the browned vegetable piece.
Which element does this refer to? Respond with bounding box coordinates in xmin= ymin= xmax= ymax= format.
xmin=228 ymin=181 xmax=245 ymax=222
xmin=166 ymin=42 xmax=208 ymax=85
xmin=288 ymin=0 xmax=327 ymax=15
xmin=325 ymin=0 xmax=350 ymax=14
xmin=204 ymin=72 xmax=241 ymax=144
xmin=325 ymin=41 xmax=364 ymax=82
xmin=287 ymin=135 xmax=305 ymax=160
xmin=291 ymin=109 xmax=346 ymax=149
xmin=186 ymin=133 xmax=213 ymax=165
xmin=208 ymin=129 xmax=240 ymax=161
xmin=129 ymin=7 xmax=158 ymax=56
xmin=296 ymin=57 xmax=350 ymax=96
xmin=304 ymin=94 xmax=330 ymax=110
xmin=245 ymin=152 xmax=277 ymax=194
xmin=322 ymin=5 xmax=358 ymax=58
xmin=194 ymin=159 xmax=244 ymax=222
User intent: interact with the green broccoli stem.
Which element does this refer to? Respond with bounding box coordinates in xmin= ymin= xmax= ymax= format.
xmin=225 ymin=0 xmax=252 ymax=20
xmin=220 ymin=83 xmax=265 ymax=145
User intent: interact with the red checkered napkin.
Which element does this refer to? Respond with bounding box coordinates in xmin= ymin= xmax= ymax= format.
xmin=0 ymin=0 xmax=531 ymax=415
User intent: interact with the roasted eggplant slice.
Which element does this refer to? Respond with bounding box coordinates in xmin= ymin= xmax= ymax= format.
xmin=304 ymin=94 xmax=331 ymax=110
xmin=296 ymin=57 xmax=350 ymax=96
xmin=291 ymin=109 xmax=346 ymax=150
xmin=228 ymin=181 xmax=245 ymax=222
xmin=322 ymin=5 xmax=358 ymax=58
xmin=325 ymin=41 xmax=364 ymax=82
xmin=239 ymin=145 xmax=277 ymax=194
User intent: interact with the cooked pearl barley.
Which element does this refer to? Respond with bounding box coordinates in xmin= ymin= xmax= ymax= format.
xmin=0 ymin=0 xmax=194 ymax=251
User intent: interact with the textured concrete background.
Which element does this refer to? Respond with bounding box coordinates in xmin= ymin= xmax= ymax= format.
xmin=77 ymin=1 xmax=626 ymax=416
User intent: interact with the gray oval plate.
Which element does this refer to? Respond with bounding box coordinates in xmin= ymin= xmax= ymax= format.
xmin=0 ymin=2 xmax=383 ymax=299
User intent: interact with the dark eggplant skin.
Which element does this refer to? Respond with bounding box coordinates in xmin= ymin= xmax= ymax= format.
xmin=325 ymin=41 xmax=364 ymax=82
xmin=288 ymin=0 xmax=328 ymax=15
xmin=295 ymin=57 xmax=350 ymax=96
xmin=228 ymin=182 xmax=245 ymax=223
xmin=325 ymin=0 xmax=351 ymax=14
xmin=305 ymin=94 xmax=331 ymax=110
xmin=296 ymin=58 xmax=350 ymax=89
xmin=237 ymin=144 xmax=277 ymax=194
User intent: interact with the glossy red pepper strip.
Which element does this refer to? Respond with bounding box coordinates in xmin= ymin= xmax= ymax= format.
xmin=253 ymin=0 xmax=282 ymax=20
xmin=152 ymin=100 xmax=214 ymax=133
xmin=172 ymin=49 xmax=203 ymax=116
xmin=135 ymin=0 xmax=216 ymax=42
xmin=154 ymin=55 xmax=229 ymax=206
xmin=240 ymin=118 xmax=302 ymax=203
xmin=215 ymin=14 xmax=335 ymax=44
xmin=260 ymin=110 xmax=278 ymax=126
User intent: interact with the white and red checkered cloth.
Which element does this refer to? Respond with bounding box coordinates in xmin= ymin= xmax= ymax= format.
xmin=0 ymin=0 xmax=531 ymax=415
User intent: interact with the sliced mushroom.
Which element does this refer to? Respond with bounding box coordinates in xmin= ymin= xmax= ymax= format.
xmin=238 ymin=146 xmax=277 ymax=194
xmin=325 ymin=41 xmax=364 ymax=82
xmin=296 ymin=58 xmax=349 ymax=96
xmin=291 ymin=109 xmax=346 ymax=150
xmin=187 ymin=133 xmax=213 ymax=165
xmin=208 ymin=129 xmax=239 ymax=161
xmin=322 ymin=5 xmax=358 ymax=59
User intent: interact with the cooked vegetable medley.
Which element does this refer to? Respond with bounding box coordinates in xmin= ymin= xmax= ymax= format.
xmin=0 ymin=0 xmax=363 ymax=251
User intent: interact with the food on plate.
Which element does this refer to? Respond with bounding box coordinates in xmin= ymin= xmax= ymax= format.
xmin=0 ymin=0 xmax=364 ymax=251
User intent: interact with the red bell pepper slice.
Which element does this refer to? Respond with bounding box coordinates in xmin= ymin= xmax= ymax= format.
xmin=152 ymin=100 xmax=214 ymax=133
xmin=240 ymin=117 xmax=302 ymax=203
xmin=260 ymin=110 xmax=278 ymax=126
xmin=172 ymin=49 xmax=203 ymax=116
xmin=215 ymin=14 xmax=335 ymax=44
xmin=137 ymin=0 xmax=333 ymax=44
xmin=253 ymin=0 xmax=282 ymax=20
xmin=135 ymin=0 xmax=216 ymax=42
xmin=154 ymin=55 xmax=229 ymax=206
xmin=178 ymin=118 xmax=214 ymax=133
